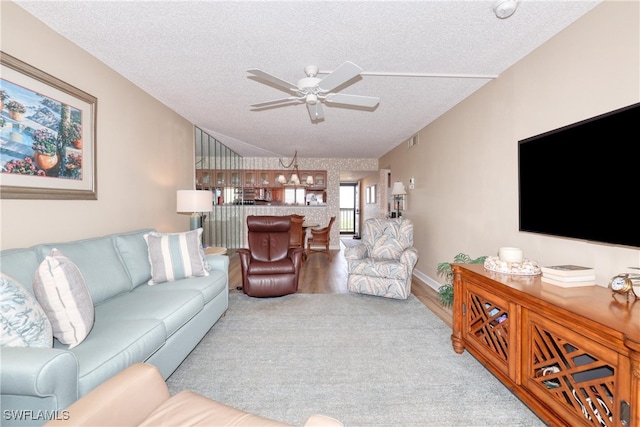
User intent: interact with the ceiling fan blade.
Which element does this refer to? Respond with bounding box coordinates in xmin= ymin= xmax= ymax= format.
xmin=307 ymin=102 xmax=324 ymax=121
xmin=317 ymin=61 xmax=363 ymax=92
xmin=247 ymin=69 xmax=299 ymax=94
xmin=325 ymin=93 xmax=380 ymax=108
xmin=251 ymin=97 xmax=301 ymax=108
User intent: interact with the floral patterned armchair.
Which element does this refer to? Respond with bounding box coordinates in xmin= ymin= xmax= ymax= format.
xmin=344 ymin=218 xmax=418 ymax=299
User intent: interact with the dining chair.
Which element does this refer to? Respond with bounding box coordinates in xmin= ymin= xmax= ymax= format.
xmin=306 ymin=216 xmax=336 ymax=261
xmin=289 ymin=214 xmax=305 ymax=253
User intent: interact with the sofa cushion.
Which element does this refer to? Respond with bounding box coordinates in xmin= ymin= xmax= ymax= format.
xmin=33 ymin=249 xmax=95 ymax=348
xmin=96 ymin=288 xmax=204 ymax=337
xmin=37 ymin=235 xmax=132 ymax=305
xmin=144 ymin=229 xmax=209 ymax=285
xmin=57 ymin=318 xmax=166 ymax=396
xmin=114 ymin=229 xmax=154 ymax=287
xmin=136 ymin=271 xmax=227 ymax=304
xmin=0 ymin=248 xmax=41 ymax=294
xmin=370 ymin=234 xmax=404 ymax=260
xmin=0 ymin=273 xmax=53 ymax=348
xmin=347 ymin=258 xmax=409 ymax=280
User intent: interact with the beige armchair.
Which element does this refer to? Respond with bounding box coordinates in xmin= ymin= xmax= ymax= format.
xmin=45 ymin=363 xmax=343 ymax=427
xmin=344 ymin=218 xmax=418 ymax=299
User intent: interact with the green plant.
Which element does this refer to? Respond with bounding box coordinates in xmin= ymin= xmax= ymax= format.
xmin=31 ymin=128 xmax=58 ymax=155
xmin=437 ymin=253 xmax=487 ymax=308
xmin=0 ymin=90 xmax=8 ymax=102
xmin=61 ymin=122 xmax=82 ymax=141
xmin=6 ymin=100 xmax=25 ymax=113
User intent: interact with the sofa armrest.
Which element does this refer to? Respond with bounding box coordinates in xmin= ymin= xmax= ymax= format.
xmin=0 ymin=347 xmax=78 ymax=410
xmin=302 ymin=415 xmax=344 ymax=427
xmin=45 ymin=363 xmax=170 ymax=427
xmin=206 ymin=254 xmax=229 ymax=273
xmin=400 ymin=247 xmax=419 ymax=270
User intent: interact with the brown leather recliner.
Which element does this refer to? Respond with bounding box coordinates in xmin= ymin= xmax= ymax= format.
xmin=238 ymin=216 xmax=303 ymax=297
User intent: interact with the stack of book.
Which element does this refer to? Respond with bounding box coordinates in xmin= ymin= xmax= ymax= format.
xmin=540 ymin=265 xmax=596 ymax=287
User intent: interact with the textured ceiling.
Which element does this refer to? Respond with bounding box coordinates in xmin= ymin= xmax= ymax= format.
xmin=14 ymin=0 xmax=601 ymax=159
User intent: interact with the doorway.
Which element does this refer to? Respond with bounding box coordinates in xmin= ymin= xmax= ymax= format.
xmin=339 ymin=183 xmax=359 ymax=235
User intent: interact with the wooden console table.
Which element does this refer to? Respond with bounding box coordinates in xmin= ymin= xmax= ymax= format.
xmin=451 ymin=264 xmax=639 ymax=427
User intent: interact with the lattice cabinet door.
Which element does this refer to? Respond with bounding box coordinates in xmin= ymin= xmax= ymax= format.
xmin=522 ymin=309 xmax=631 ymax=427
xmin=463 ymin=282 xmax=517 ymax=380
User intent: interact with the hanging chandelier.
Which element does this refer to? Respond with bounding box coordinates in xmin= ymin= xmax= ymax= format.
xmin=277 ymin=150 xmax=313 ymax=187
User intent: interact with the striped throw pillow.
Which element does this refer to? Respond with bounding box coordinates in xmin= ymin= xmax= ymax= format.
xmin=144 ymin=229 xmax=209 ymax=285
xmin=32 ymin=249 xmax=94 ymax=348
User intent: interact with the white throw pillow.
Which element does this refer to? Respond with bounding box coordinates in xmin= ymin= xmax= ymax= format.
xmin=0 ymin=273 xmax=53 ymax=348
xmin=144 ymin=228 xmax=209 ymax=285
xmin=33 ymin=249 xmax=94 ymax=348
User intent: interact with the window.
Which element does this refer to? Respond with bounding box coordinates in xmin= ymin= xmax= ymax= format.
xmin=284 ymin=188 xmax=305 ymax=205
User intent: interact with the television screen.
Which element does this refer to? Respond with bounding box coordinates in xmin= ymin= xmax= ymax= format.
xmin=518 ymin=102 xmax=640 ymax=248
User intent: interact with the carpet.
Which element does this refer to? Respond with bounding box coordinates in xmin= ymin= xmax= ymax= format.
xmin=167 ymin=293 xmax=544 ymax=426
xmin=340 ymin=238 xmax=361 ymax=248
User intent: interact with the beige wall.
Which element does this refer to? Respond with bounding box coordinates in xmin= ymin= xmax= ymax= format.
xmin=380 ymin=0 xmax=640 ymax=289
xmin=359 ymin=172 xmax=383 ymax=224
xmin=1 ymin=3 xmax=195 ymax=249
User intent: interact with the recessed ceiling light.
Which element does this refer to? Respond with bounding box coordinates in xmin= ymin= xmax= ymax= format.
xmin=494 ymin=0 xmax=519 ymax=19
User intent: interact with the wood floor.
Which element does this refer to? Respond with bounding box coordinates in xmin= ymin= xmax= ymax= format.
xmin=226 ymin=240 xmax=453 ymax=328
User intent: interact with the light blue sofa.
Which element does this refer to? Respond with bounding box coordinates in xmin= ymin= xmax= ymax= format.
xmin=0 ymin=229 xmax=229 ymax=426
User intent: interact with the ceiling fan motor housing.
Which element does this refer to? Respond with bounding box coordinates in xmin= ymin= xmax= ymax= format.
xmin=297 ymin=76 xmax=322 ymax=91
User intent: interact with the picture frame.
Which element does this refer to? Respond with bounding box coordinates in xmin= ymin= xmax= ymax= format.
xmin=365 ymin=185 xmax=376 ymax=204
xmin=1 ymin=52 xmax=97 ymax=199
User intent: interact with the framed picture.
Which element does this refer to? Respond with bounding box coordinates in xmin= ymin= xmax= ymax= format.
xmin=1 ymin=52 xmax=97 ymax=199
xmin=366 ymin=185 xmax=376 ymax=204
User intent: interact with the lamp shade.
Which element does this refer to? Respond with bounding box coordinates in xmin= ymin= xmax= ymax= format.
xmin=391 ymin=181 xmax=407 ymax=196
xmin=177 ymin=190 xmax=213 ymax=213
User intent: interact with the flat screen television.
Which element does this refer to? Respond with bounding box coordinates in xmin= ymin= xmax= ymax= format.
xmin=518 ymin=102 xmax=640 ymax=248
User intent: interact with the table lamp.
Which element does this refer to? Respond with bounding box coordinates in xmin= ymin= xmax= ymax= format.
xmin=177 ymin=190 xmax=213 ymax=230
xmin=391 ymin=181 xmax=407 ymax=218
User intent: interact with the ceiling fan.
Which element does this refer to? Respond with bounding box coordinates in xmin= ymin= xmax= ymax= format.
xmin=247 ymin=61 xmax=380 ymax=122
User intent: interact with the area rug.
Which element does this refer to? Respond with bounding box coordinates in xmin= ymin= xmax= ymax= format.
xmin=340 ymin=237 xmax=361 ymax=248
xmin=167 ymin=293 xmax=544 ymax=426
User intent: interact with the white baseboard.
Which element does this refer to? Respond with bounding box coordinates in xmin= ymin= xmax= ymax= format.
xmin=413 ymin=268 xmax=442 ymax=292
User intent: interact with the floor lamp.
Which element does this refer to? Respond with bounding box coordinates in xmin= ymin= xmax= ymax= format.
xmin=391 ymin=181 xmax=407 ymax=218
xmin=177 ymin=190 xmax=213 ymax=231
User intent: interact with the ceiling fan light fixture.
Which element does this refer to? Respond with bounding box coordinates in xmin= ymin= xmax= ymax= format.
xmin=306 ymin=94 xmax=318 ymax=105
xmin=493 ymin=0 xmax=518 ymax=19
